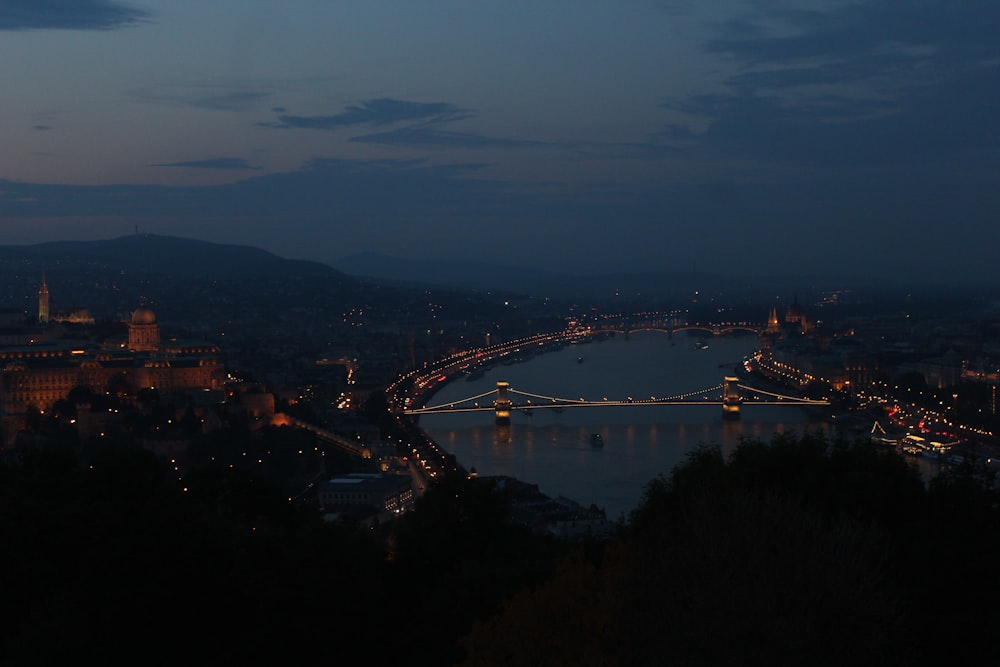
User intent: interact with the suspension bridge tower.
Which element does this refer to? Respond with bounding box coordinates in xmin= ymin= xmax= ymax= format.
xmin=722 ymin=375 xmax=741 ymax=420
xmin=494 ymin=381 xmax=512 ymax=425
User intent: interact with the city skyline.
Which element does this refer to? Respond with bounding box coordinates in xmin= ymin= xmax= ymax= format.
xmin=2 ymin=1 xmax=998 ymax=282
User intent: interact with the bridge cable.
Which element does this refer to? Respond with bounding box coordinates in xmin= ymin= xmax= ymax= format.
xmin=737 ymin=384 xmax=816 ymax=402
xmin=415 ymin=388 xmax=499 ymax=411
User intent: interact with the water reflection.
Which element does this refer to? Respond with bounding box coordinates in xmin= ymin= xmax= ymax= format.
xmin=423 ymin=333 xmax=827 ymax=519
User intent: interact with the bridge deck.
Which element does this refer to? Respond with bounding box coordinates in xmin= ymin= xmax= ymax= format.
xmin=407 ymin=396 xmax=829 ymax=415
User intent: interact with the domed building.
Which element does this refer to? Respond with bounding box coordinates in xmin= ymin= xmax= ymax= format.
xmin=131 ymin=304 xmax=157 ymax=325
xmin=128 ymin=303 xmax=161 ymax=351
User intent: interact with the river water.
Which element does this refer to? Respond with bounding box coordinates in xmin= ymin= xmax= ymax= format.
xmin=420 ymin=332 xmax=827 ymax=520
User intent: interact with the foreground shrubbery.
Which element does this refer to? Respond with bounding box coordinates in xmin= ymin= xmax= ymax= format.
xmin=0 ymin=447 xmax=387 ymax=665
xmin=2 ymin=434 xmax=998 ymax=666
xmin=463 ymin=433 xmax=1000 ymax=666
xmin=0 ymin=446 xmax=557 ymax=665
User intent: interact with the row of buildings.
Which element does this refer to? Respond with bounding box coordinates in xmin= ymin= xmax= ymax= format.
xmin=757 ymin=294 xmax=1000 ymax=429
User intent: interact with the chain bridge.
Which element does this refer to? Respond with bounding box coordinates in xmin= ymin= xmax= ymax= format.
xmin=404 ymin=377 xmax=830 ymax=424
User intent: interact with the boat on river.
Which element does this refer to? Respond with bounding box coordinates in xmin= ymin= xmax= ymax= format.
xmin=591 ymin=433 xmax=604 ymax=447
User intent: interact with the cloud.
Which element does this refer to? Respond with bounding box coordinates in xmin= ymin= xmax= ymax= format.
xmin=351 ymin=126 xmax=548 ymax=149
xmin=350 ymin=121 xmax=678 ymax=159
xmin=707 ymin=3 xmax=1000 ymax=66
xmin=257 ymin=97 xmax=584 ymax=154
xmin=130 ymin=85 xmax=273 ymax=112
xmin=261 ymin=98 xmax=469 ymax=130
xmin=189 ymin=91 xmax=272 ymax=112
xmin=703 ymin=2 xmax=1000 ymax=100
xmin=658 ymin=2 xmax=1000 ymax=167
xmin=0 ymin=0 xmax=148 ymax=31
xmin=150 ymin=158 xmax=262 ymax=171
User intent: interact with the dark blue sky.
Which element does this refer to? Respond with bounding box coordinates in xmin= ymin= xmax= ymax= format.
xmin=2 ymin=1 xmax=998 ymax=281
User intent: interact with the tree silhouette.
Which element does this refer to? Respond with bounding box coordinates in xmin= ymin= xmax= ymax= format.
xmin=461 ymin=433 xmax=999 ymax=666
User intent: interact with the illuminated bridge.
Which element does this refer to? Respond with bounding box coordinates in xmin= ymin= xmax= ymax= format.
xmin=404 ymin=378 xmax=829 ymax=424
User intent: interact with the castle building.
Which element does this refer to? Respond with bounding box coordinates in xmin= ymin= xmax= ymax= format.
xmin=1 ymin=301 xmax=224 ymax=422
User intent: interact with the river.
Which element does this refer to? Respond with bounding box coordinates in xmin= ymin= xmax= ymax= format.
xmin=420 ymin=331 xmax=828 ymax=520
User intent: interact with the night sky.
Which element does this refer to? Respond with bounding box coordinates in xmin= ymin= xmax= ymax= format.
xmin=2 ymin=1 xmax=998 ymax=282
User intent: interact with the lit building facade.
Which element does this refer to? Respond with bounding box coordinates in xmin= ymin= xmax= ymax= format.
xmin=1 ymin=303 xmax=224 ymax=418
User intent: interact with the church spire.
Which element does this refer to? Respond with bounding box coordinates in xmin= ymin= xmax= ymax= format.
xmin=38 ymin=271 xmax=49 ymax=324
xmin=767 ymin=305 xmax=780 ymax=333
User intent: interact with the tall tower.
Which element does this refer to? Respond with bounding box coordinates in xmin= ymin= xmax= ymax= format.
xmin=494 ymin=381 xmax=512 ymax=426
xmin=38 ymin=272 xmax=50 ymax=324
xmin=722 ymin=376 xmax=741 ymax=420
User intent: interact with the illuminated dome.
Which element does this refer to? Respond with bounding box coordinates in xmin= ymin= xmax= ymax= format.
xmin=131 ymin=305 xmax=157 ymax=325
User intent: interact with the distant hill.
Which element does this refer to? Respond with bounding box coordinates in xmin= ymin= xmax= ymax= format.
xmin=331 ymin=252 xmax=840 ymax=300
xmin=332 ymin=252 xmax=572 ymax=294
xmin=0 ymin=234 xmax=350 ymax=282
xmin=0 ymin=235 xmax=363 ymax=327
